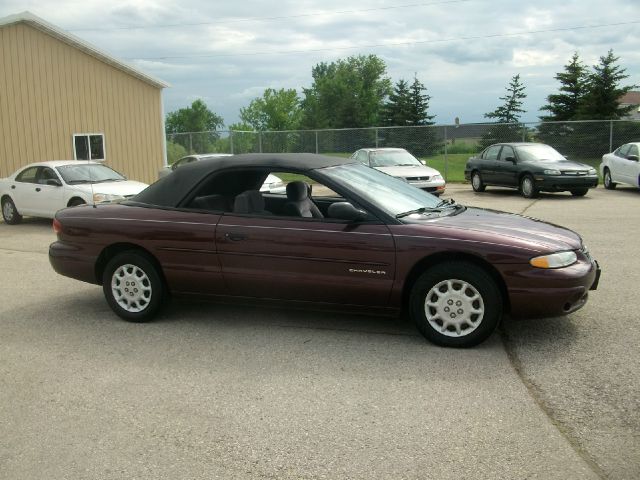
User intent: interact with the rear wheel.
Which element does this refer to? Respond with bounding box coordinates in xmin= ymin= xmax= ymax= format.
xmin=570 ymin=188 xmax=588 ymax=197
xmin=603 ymin=168 xmax=616 ymax=190
xmin=409 ymin=261 xmax=502 ymax=348
xmin=2 ymin=197 xmax=22 ymax=225
xmin=102 ymin=251 xmax=164 ymax=322
xmin=520 ymin=175 xmax=539 ymax=198
xmin=471 ymin=171 xmax=486 ymax=192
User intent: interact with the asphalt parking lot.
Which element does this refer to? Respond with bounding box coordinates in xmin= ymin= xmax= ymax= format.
xmin=1 ymin=184 xmax=639 ymax=479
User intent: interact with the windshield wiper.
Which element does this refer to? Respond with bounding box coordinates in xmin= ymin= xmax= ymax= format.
xmin=434 ymin=198 xmax=457 ymax=208
xmin=396 ymin=207 xmax=441 ymax=218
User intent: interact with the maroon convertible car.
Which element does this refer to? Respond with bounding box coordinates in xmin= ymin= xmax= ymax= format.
xmin=49 ymin=154 xmax=600 ymax=347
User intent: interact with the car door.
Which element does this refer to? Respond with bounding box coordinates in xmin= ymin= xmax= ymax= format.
xmin=494 ymin=145 xmax=519 ymax=186
xmin=621 ymin=144 xmax=640 ymax=185
xmin=30 ymin=167 xmax=65 ymax=217
xmin=9 ymin=166 xmax=40 ymax=215
xmin=479 ymin=145 xmax=502 ymax=184
xmin=216 ymin=208 xmax=396 ymax=307
xmin=610 ymin=144 xmax=630 ymax=183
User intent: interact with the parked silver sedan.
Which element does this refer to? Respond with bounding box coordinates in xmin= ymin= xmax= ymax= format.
xmin=601 ymin=142 xmax=640 ymax=189
xmin=351 ymin=148 xmax=445 ymax=195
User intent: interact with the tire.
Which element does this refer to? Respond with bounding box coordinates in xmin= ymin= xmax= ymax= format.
xmin=2 ymin=197 xmax=22 ymax=225
xmin=68 ymin=197 xmax=86 ymax=207
xmin=603 ymin=168 xmax=616 ymax=190
xmin=520 ymin=175 xmax=539 ymax=198
xmin=471 ymin=171 xmax=486 ymax=192
xmin=409 ymin=261 xmax=502 ymax=348
xmin=102 ymin=251 xmax=164 ymax=322
xmin=570 ymin=188 xmax=588 ymax=197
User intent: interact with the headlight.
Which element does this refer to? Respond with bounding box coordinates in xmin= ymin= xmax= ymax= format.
xmin=543 ymin=169 xmax=561 ymax=175
xmin=588 ymin=168 xmax=597 ymax=175
xmin=530 ymin=251 xmax=577 ymax=269
xmin=93 ymin=193 xmax=124 ymax=203
xmin=431 ymin=175 xmax=443 ymax=181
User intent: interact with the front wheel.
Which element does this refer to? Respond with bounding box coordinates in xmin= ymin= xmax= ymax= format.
xmin=409 ymin=261 xmax=502 ymax=348
xmin=603 ymin=169 xmax=616 ymax=190
xmin=102 ymin=251 xmax=165 ymax=322
xmin=471 ymin=171 xmax=486 ymax=192
xmin=570 ymin=188 xmax=588 ymax=197
xmin=2 ymin=197 xmax=22 ymax=225
xmin=520 ymin=175 xmax=539 ymax=198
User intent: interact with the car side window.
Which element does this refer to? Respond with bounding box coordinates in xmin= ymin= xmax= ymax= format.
xmin=483 ymin=145 xmax=501 ymax=160
xmin=356 ymin=151 xmax=369 ymax=165
xmin=499 ymin=146 xmax=515 ymax=161
xmin=38 ymin=167 xmax=60 ymax=184
xmin=15 ymin=166 xmax=39 ymax=183
xmin=627 ymin=145 xmax=638 ymax=157
xmin=617 ymin=144 xmax=630 ymax=157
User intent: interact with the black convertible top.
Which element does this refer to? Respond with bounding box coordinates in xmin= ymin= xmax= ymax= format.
xmin=133 ymin=153 xmax=354 ymax=207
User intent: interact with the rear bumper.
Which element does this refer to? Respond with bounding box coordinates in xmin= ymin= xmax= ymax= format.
xmin=49 ymin=241 xmax=99 ymax=285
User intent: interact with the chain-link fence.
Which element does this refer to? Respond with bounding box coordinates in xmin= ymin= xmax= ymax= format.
xmin=166 ymin=120 xmax=640 ymax=181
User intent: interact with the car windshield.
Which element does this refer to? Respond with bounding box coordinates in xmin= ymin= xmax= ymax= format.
xmin=369 ymin=150 xmax=423 ymax=167
xmin=516 ymin=145 xmax=566 ymax=162
xmin=56 ymin=164 xmax=126 ymax=184
xmin=320 ymin=163 xmax=446 ymax=217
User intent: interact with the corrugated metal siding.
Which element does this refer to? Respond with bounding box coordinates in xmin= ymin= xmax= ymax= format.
xmin=0 ymin=22 xmax=164 ymax=183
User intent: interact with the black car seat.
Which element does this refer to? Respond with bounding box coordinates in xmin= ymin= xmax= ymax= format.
xmin=283 ymin=181 xmax=323 ymax=218
xmin=233 ymin=190 xmax=272 ymax=215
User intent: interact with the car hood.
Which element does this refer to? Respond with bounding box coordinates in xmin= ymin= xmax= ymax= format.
xmin=375 ymin=164 xmax=441 ymax=177
xmin=403 ymin=207 xmax=582 ymax=252
xmin=528 ymin=159 xmax=593 ymax=171
xmin=72 ymin=180 xmax=148 ymax=196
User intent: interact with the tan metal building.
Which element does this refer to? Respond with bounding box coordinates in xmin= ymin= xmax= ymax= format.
xmin=0 ymin=11 xmax=168 ymax=184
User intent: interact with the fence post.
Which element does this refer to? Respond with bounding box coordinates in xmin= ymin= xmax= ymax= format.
xmin=189 ymin=133 xmax=193 ymax=154
xmin=229 ymin=131 xmax=234 ymax=154
xmin=315 ymin=130 xmax=319 ymax=154
xmin=443 ymin=125 xmax=448 ymax=182
xmin=258 ymin=132 xmax=262 ymax=153
xmin=521 ymin=124 xmax=526 ymax=142
xmin=609 ymin=120 xmax=613 ymax=152
xmin=375 ymin=128 xmax=379 ymax=148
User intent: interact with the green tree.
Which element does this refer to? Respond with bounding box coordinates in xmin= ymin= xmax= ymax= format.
xmin=239 ymin=88 xmax=303 ymax=131
xmin=382 ymin=79 xmax=411 ymax=126
xmin=577 ymin=50 xmax=637 ymax=119
xmin=165 ymin=140 xmax=187 ymax=165
xmin=480 ymin=74 xmax=527 ymax=148
xmin=165 ymin=99 xmax=225 ymax=153
xmin=301 ymin=55 xmax=391 ymax=131
xmin=540 ymin=53 xmax=587 ymax=121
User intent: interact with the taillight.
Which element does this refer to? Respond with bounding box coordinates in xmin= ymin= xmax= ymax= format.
xmin=52 ymin=218 xmax=62 ymax=234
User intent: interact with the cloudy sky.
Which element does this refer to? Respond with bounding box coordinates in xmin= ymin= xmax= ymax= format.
xmin=2 ymin=0 xmax=639 ymax=127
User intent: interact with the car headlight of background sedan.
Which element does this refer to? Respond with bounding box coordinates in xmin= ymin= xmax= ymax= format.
xmin=543 ymin=169 xmax=561 ymax=175
xmin=93 ymin=193 xmax=125 ymax=204
xmin=530 ymin=251 xmax=577 ymax=269
xmin=588 ymin=168 xmax=597 ymax=175
xmin=431 ymin=174 xmax=443 ymax=181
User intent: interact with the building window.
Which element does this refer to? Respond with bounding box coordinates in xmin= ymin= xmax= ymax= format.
xmin=73 ymin=133 xmax=105 ymax=161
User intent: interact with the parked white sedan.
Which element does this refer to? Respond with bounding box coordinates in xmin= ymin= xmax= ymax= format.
xmin=1 ymin=161 xmax=148 ymax=224
xmin=351 ymin=147 xmax=446 ymax=195
xmin=601 ymin=142 xmax=640 ymax=189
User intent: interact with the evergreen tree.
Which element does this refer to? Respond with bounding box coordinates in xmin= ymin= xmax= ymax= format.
xmin=408 ymin=76 xmax=436 ymax=126
xmin=382 ymin=79 xmax=411 ymax=126
xmin=480 ymin=74 xmax=527 ymax=148
xmin=540 ymin=53 xmax=587 ymax=121
xmin=577 ymin=50 xmax=637 ymax=119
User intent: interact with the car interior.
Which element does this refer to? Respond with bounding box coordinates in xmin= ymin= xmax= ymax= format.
xmin=182 ymin=168 xmax=353 ymax=220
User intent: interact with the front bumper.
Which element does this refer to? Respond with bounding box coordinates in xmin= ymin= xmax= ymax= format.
xmin=533 ymin=174 xmax=598 ymax=192
xmin=499 ymin=251 xmax=600 ymax=318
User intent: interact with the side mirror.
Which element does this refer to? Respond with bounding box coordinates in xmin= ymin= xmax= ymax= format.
xmin=627 ymin=154 xmax=639 ymax=162
xmin=505 ymin=156 xmax=516 ymax=164
xmin=46 ymin=179 xmax=62 ymax=187
xmin=328 ymin=202 xmax=367 ymax=222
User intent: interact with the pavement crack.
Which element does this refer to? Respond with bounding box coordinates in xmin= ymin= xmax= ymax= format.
xmin=500 ymin=328 xmax=607 ymax=479
xmin=518 ymin=198 xmax=539 ymax=216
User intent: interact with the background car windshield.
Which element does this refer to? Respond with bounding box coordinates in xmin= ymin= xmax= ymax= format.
xmin=369 ymin=150 xmax=422 ymax=167
xmin=57 ymin=164 xmax=125 ymax=184
xmin=516 ymin=145 xmax=566 ymax=162
xmin=321 ymin=163 xmax=439 ymax=216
